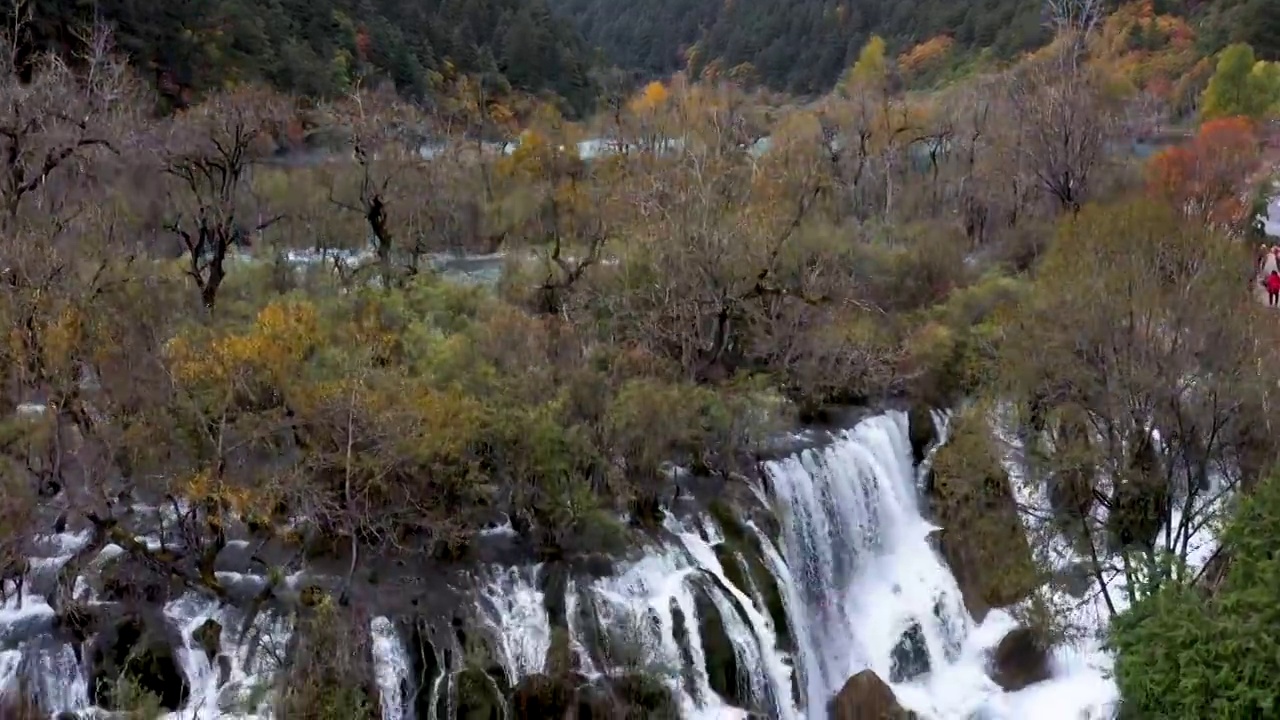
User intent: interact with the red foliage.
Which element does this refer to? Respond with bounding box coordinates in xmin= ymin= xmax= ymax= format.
xmin=355 ymin=28 xmax=372 ymax=62
xmin=1146 ymin=116 xmax=1259 ymax=227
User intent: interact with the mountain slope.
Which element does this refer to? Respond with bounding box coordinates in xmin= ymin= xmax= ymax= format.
xmin=16 ymin=0 xmax=598 ymax=113
xmin=551 ymin=0 xmax=1280 ymax=94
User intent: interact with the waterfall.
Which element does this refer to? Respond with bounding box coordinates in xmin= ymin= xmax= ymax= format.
xmin=0 ymin=409 xmax=1126 ymax=718
xmin=765 ymin=412 xmax=982 ymax=717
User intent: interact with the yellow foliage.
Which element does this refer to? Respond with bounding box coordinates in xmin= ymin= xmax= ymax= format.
xmin=899 ymin=35 xmax=955 ymax=76
xmin=166 ymin=299 xmax=319 ymax=386
xmin=628 ymin=81 xmax=669 ymax=113
xmin=40 ymin=307 xmax=83 ymax=374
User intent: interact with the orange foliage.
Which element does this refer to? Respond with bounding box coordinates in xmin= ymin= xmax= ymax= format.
xmin=1146 ymin=116 xmax=1259 ymax=227
xmin=898 ymin=35 xmax=954 ymax=76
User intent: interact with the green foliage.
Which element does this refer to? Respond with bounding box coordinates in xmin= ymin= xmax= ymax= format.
xmin=21 ymin=0 xmax=598 ymax=114
xmin=275 ymin=604 xmax=379 ymax=720
xmin=1201 ymin=43 xmax=1280 ymax=119
xmin=1110 ymin=473 xmax=1280 ymax=718
xmin=112 ymin=674 xmax=164 ymax=720
xmin=549 ymin=0 xmax=1052 ymax=94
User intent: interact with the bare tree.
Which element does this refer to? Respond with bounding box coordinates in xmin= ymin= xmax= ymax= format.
xmin=159 ymin=86 xmax=289 ymax=309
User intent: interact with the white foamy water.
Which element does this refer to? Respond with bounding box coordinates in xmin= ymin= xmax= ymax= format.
xmin=1 ymin=408 xmax=1219 ymax=718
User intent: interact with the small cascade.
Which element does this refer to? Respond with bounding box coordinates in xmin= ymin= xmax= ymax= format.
xmin=371 ymin=616 xmax=414 ymax=720
xmin=477 ymin=565 xmax=552 ymax=681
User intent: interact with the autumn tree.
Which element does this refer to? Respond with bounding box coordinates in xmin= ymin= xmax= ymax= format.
xmin=583 ymin=83 xmax=893 ymax=403
xmin=1201 ymin=43 xmax=1280 ymax=121
xmin=998 ymin=200 xmax=1276 ymax=623
xmin=898 ymin=35 xmax=955 ymax=82
xmin=495 ymin=104 xmax=619 ymax=315
xmin=158 ymin=86 xmax=291 ymax=309
xmin=1146 ymin=116 xmax=1259 ymax=229
xmin=323 ymin=86 xmax=493 ymax=289
xmin=1005 ymin=33 xmax=1119 ymax=214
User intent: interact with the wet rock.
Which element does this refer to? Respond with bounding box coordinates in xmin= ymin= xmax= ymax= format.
xmin=988 ymin=628 xmax=1051 ymax=692
xmin=706 ymin=498 xmax=793 ymax=655
xmin=193 ymin=618 xmax=221 ymax=662
xmin=588 ymin=672 xmax=680 ymax=720
xmin=690 ymin=576 xmax=746 ymax=710
xmin=511 ymin=672 xmax=579 ymax=718
xmin=669 ymin=598 xmax=701 ymax=702
xmin=400 ymin=615 xmax=450 ymax=720
xmin=907 ymin=403 xmax=937 ymax=466
xmin=89 ymin=613 xmax=190 ymax=711
xmin=929 ymin=410 xmax=1038 ymax=621
xmin=829 ymin=669 xmax=917 ymax=719
xmin=216 ymin=654 xmax=232 ymax=688
xmin=456 ymin=666 xmax=503 ymax=720
xmin=889 ymin=622 xmax=931 ymax=683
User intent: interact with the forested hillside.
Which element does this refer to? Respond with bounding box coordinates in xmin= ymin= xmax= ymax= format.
xmin=16 ymin=0 xmax=597 ymax=114
xmin=551 ymin=0 xmax=1280 ymax=94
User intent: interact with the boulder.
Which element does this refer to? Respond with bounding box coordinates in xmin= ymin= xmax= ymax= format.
xmin=928 ymin=409 xmax=1038 ymax=621
xmin=192 ymin=618 xmax=221 ymax=662
xmin=889 ymin=622 xmax=930 ymax=683
xmin=829 ymin=670 xmax=916 ymax=719
xmin=88 ymin=613 xmax=190 ymax=711
xmin=907 ymin=404 xmax=937 ymax=466
xmin=988 ymin=628 xmax=1051 ymax=692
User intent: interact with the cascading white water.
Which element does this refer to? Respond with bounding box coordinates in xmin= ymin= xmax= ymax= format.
xmin=0 ymin=409 xmax=1129 ymax=719
xmin=764 ymin=412 xmax=981 ymax=717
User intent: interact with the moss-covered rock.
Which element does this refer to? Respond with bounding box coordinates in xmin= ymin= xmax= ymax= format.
xmin=988 ymin=627 xmax=1051 ymax=691
xmin=603 ymin=672 xmax=680 ymax=719
xmin=829 ymin=669 xmax=916 ymax=719
xmin=929 ymin=408 xmax=1039 ymax=620
xmin=707 ymin=499 xmax=793 ymax=655
xmin=511 ymin=673 xmax=577 ymax=718
xmin=275 ymin=603 xmax=382 ymax=720
xmin=457 ymin=667 xmax=504 ymax=720
xmin=89 ymin=614 xmax=190 ymax=712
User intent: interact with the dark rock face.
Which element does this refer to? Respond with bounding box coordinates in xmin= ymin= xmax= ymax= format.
xmin=988 ymin=628 xmax=1052 ymax=692
xmin=889 ymin=622 xmax=931 ymax=683
xmin=907 ymin=404 xmax=938 ymax=466
xmin=829 ymin=669 xmax=917 ymax=719
xmin=690 ymin=576 xmax=746 ymax=710
xmin=88 ymin=614 xmax=190 ymax=712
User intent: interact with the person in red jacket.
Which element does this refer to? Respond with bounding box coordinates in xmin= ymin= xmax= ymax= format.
xmin=1265 ymin=270 xmax=1280 ymax=307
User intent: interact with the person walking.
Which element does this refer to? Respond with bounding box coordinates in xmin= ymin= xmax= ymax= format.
xmin=1265 ymin=269 xmax=1279 ymax=307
